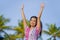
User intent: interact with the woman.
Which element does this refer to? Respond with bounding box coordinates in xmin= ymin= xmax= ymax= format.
xmin=21 ymin=3 xmax=44 ymax=40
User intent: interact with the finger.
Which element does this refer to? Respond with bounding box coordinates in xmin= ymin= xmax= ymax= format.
xmin=40 ymin=3 xmax=44 ymax=8
xmin=21 ymin=3 xmax=24 ymax=9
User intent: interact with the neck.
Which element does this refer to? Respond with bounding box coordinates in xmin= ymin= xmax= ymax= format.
xmin=30 ymin=27 xmax=34 ymax=30
xmin=30 ymin=26 xmax=35 ymax=29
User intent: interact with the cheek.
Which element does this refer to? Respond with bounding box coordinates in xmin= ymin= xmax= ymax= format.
xmin=33 ymin=22 xmax=36 ymax=24
xmin=34 ymin=22 xmax=36 ymax=25
xmin=30 ymin=21 xmax=36 ymax=25
xmin=30 ymin=21 xmax=33 ymax=24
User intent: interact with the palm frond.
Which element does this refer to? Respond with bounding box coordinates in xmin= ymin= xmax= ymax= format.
xmin=48 ymin=24 xmax=58 ymax=34
xmin=42 ymin=30 xmax=51 ymax=35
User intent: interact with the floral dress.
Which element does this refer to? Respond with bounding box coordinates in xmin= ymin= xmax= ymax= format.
xmin=25 ymin=26 xmax=41 ymax=40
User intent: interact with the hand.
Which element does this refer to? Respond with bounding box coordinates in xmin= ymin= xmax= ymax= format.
xmin=38 ymin=3 xmax=44 ymax=18
xmin=21 ymin=3 xmax=24 ymax=10
xmin=40 ymin=3 xmax=44 ymax=9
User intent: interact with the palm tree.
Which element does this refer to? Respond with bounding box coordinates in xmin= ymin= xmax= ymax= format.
xmin=9 ymin=34 xmax=21 ymax=40
xmin=43 ymin=24 xmax=60 ymax=40
xmin=0 ymin=15 xmax=11 ymax=40
xmin=13 ymin=20 xmax=30 ymax=40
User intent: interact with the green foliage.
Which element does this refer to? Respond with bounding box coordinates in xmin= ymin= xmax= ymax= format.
xmin=12 ymin=20 xmax=30 ymax=39
xmin=43 ymin=24 xmax=60 ymax=40
xmin=0 ymin=15 xmax=9 ymax=26
xmin=0 ymin=15 xmax=11 ymax=40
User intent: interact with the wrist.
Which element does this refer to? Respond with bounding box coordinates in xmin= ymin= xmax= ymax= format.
xmin=21 ymin=8 xmax=24 ymax=10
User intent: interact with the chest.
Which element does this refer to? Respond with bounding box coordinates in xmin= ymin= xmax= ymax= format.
xmin=29 ymin=28 xmax=36 ymax=36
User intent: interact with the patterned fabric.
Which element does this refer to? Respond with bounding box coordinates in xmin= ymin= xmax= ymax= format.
xmin=25 ymin=26 xmax=40 ymax=40
xmin=25 ymin=26 xmax=30 ymax=40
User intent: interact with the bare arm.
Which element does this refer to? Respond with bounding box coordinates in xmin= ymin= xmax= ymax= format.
xmin=36 ymin=3 xmax=44 ymax=31
xmin=21 ymin=4 xmax=27 ymax=28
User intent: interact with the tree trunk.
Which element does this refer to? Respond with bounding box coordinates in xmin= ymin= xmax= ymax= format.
xmin=53 ymin=36 xmax=56 ymax=40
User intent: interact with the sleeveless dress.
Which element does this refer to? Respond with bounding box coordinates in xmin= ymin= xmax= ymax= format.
xmin=25 ymin=26 xmax=41 ymax=40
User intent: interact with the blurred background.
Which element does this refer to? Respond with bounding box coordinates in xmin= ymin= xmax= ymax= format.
xmin=0 ymin=0 xmax=60 ymax=40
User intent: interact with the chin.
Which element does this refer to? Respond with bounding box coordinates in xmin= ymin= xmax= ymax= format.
xmin=31 ymin=25 xmax=35 ymax=27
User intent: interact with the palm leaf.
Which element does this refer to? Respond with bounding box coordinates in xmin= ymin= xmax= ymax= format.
xmin=43 ymin=30 xmax=51 ymax=35
xmin=47 ymin=24 xmax=58 ymax=34
xmin=55 ymin=27 xmax=60 ymax=37
xmin=13 ymin=27 xmax=24 ymax=33
xmin=1 ymin=26 xmax=11 ymax=29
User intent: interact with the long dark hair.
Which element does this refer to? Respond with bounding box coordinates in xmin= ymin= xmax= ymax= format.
xmin=39 ymin=21 xmax=42 ymax=36
xmin=30 ymin=16 xmax=42 ymax=36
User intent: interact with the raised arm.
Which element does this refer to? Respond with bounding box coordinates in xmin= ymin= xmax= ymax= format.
xmin=36 ymin=3 xmax=44 ymax=31
xmin=21 ymin=4 xmax=27 ymax=28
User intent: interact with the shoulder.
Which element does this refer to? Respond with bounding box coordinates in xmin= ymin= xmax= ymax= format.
xmin=25 ymin=26 xmax=30 ymax=31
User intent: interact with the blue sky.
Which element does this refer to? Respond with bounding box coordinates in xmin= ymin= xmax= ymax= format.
xmin=0 ymin=0 xmax=60 ymax=40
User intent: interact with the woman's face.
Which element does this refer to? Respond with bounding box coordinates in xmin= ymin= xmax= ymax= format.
xmin=30 ymin=18 xmax=37 ymax=27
